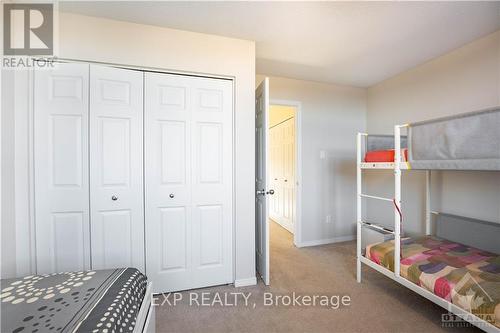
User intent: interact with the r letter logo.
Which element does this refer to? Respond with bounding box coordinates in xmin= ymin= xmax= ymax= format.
xmin=3 ymin=3 xmax=53 ymax=56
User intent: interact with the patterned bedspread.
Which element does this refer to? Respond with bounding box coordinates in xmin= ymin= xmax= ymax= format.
xmin=366 ymin=236 xmax=500 ymax=328
xmin=1 ymin=268 xmax=147 ymax=333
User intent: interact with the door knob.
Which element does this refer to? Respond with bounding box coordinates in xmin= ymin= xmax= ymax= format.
xmin=284 ymin=179 xmax=288 ymax=182
xmin=256 ymin=189 xmax=266 ymax=196
xmin=169 ymin=193 xmax=175 ymax=198
xmin=266 ymin=189 xmax=275 ymax=195
xmin=111 ymin=195 xmax=118 ymax=201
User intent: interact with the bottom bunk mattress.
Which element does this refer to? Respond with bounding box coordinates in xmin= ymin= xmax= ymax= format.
xmin=366 ymin=236 xmax=500 ymax=328
xmin=1 ymin=268 xmax=147 ymax=333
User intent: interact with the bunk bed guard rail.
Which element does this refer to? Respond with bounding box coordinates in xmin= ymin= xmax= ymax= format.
xmin=367 ymin=134 xmax=407 ymax=151
xmin=407 ymin=107 xmax=500 ymax=170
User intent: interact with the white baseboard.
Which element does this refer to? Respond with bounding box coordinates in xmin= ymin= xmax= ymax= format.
xmin=296 ymin=235 xmax=355 ymax=248
xmin=234 ymin=277 xmax=257 ymax=287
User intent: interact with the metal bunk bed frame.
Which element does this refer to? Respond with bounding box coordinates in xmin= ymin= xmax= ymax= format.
xmin=356 ymin=124 xmax=499 ymax=333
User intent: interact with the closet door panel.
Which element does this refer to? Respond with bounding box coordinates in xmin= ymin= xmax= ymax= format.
xmin=145 ymin=73 xmax=233 ymax=293
xmin=51 ymin=212 xmax=86 ymax=272
xmin=161 ymin=121 xmax=187 ymax=185
xmin=160 ymin=207 xmax=188 ymax=271
xmin=34 ymin=63 xmax=90 ymax=274
xmin=269 ymin=128 xmax=280 ymax=219
xmin=51 ymin=115 xmax=83 ymax=186
xmin=191 ymin=78 xmax=233 ymax=286
xmin=90 ymin=65 xmax=144 ymax=271
xmin=277 ymin=126 xmax=284 ymax=218
xmin=145 ymin=73 xmax=193 ymax=292
xmin=99 ymin=117 xmax=130 ymax=185
xmin=195 ymin=205 xmax=223 ymax=266
xmin=283 ymin=118 xmax=295 ymax=227
xmin=92 ymin=210 xmax=133 ymax=268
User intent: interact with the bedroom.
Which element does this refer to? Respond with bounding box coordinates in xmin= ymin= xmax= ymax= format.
xmin=1 ymin=1 xmax=499 ymax=332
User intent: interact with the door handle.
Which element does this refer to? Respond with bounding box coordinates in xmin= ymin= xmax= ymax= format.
xmin=256 ymin=189 xmax=266 ymax=196
xmin=266 ymin=189 xmax=275 ymax=195
xmin=169 ymin=193 xmax=175 ymax=198
xmin=111 ymin=195 xmax=118 ymax=201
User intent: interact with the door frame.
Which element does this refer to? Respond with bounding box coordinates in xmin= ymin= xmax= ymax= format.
xmin=16 ymin=59 xmax=236 ymax=285
xmin=269 ymin=99 xmax=302 ymax=247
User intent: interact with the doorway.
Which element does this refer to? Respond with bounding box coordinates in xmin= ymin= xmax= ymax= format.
xmin=255 ymin=78 xmax=302 ymax=286
xmin=268 ymin=104 xmax=297 ymax=239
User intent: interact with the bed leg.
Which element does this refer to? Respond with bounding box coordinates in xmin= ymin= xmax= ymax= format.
xmin=357 ymin=258 xmax=361 ymax=283
xmin=356 ymin=133 xmax=363 ymax=283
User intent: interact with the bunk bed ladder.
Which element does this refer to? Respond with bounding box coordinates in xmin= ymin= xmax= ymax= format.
xmin=356 ymin=125 xmax=410 ymax=282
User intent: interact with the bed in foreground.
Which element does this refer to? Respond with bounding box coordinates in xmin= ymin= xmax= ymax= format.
xmin=1 ymin=268 xmax=154 ymax=333
xmin=366 ymin=236 xmax=500 ymax=329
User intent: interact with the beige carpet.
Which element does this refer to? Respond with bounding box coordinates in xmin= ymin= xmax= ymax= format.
xmin=155 ymin=221 xmax=481 ymax=333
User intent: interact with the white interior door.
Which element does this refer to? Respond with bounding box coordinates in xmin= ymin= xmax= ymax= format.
xmin=89 ymin=65 xmax=145 ymax=272
xmin=34 ymin=63 xmax=91 ymax=274
xmin=255 ymin=78 xmax=270 ymax=285
xmin=145 ymin=72 xmax=233 ymax=293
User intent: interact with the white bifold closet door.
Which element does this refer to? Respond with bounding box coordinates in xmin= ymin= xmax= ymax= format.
xmin=34 ymin=63 xmax=145 ymax=274
xmin=89 ymin=65 xmax=145 ymax=271
xmin=145 ymin=72 xmax=233 ymax=293
xmin=34 ymin=63 xmax=91 ymax=274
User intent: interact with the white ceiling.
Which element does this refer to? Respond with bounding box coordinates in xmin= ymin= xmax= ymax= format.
xmin=60 ymin=1 xmax=500 ymax=87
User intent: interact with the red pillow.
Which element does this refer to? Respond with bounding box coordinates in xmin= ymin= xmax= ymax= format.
xmin=365 ymin=149 xmax=408 ymax=162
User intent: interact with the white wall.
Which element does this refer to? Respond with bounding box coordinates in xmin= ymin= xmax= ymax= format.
xmin=257 ymin=75 xmax=367 ymax=245
xmin=1 ymin=69 xmax=33 ymax=279
xmin=6 ymin=12 xmax=257 ymax=283
xmin=366 ymin=31 xmax=500 ymax=235
xmin=1 ymin=70 xmax=18 ymax=278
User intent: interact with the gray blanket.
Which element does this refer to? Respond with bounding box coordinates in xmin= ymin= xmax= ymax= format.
xmin=1 ymin=268 xmax=147 ymax=333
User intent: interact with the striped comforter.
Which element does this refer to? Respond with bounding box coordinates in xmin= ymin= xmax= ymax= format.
xmin=366 ymin=236 xmax=500 ymax=328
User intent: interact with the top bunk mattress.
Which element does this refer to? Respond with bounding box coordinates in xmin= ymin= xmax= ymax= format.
xmin=366 ymin=236 xmax=500 ymax=328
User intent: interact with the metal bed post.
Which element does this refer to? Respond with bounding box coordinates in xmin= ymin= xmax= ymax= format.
xmin=425 ymin=170 xmax=431 ymax=235
xmin=394 ymin=125 xmax=402 ymax=278
xmin=356 ymin=132 xmax=365 ymax=283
